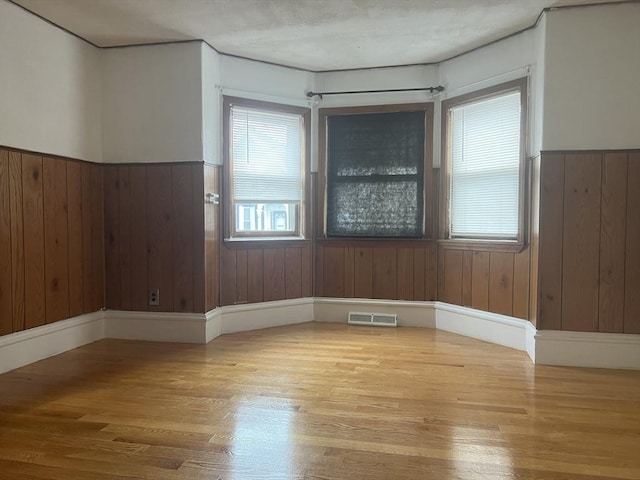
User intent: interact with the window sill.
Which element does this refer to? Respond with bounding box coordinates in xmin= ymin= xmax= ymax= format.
xmin=437 ymin=239 xmax=526 ymax=253
xmin=224 ymin=237 xmax=309 ymax=249
xmin=316 ymin=237 xmax=434 ymax=247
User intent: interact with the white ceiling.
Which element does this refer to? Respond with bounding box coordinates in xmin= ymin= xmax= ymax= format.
xmin=11 ymin=0 xmax=624 ymax=71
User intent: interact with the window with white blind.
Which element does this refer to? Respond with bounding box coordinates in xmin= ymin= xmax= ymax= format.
xmin=224 ymin=97 xmax=309 ymax=239
xmin=443 ymin=78 xmax=527 ymax=243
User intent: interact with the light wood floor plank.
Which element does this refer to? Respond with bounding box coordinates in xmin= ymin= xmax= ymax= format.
xmin=1 ymin=322 xmax=639 ymax=479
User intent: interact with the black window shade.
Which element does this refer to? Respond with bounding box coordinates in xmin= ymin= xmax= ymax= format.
xmin=326 ymin=111 xmax=425 ymax=237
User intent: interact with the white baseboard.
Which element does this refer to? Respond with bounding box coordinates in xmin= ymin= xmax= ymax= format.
xmin=2 ymin=299 xmax=639 ymax=374
xmin=104 ymin=310 xmax=208 ymax=344
xmin=220 ymin=298 xmax=314 ymax=334
xmin=313 ymin=297 xmax=436 ymax=328
xmin=0 ymin=311 xmax=105 ymax=374
xmin=526 ymin=322 xmax=537 ymax=363
xmin=434 ymin=302 xmax=531 ymax=352
xmin=103 ymin=298 xmax=314 ymax=343
xmin=534 ymin=330 xmax=640 ymax=370
xmin=205 ymin=308 xmax=223 ymax=343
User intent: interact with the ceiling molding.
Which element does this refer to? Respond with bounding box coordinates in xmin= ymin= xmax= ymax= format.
xmin=6 ymin=0 xmax=636 ymax=73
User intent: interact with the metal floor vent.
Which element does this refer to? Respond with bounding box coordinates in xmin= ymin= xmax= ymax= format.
xmin=348 ymin=312 xmax=397 ymax=327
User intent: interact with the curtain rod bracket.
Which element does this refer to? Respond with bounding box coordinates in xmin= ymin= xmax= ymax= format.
xmin=306 ymin=85 xmax=444 ymax=99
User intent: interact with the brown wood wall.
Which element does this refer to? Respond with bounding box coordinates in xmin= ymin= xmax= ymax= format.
xmin=437 ymin=246 xmax=530 ymax=319
xmin=211 ymin=162 xmax=313 ymax=307
xmin=535 ymin=151 xmax=640 ymax=333
xmin=315 ymin=242 xmax=437 ymax=301
xmin=0 ymin=147 xmax=104 ymax=336
xmin=204 ymin=164 xmax=220 ymax=311
xmin=103 ymin=163 xmax=205 ymax=313
xmin=3 ymin=147 xmax=638 ymax=337
xmin=220 ymin=242 xmax=313 ymax=306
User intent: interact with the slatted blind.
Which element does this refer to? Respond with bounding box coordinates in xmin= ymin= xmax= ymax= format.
xmin=449 ymin=90 xmax=521 ymax=239
xmin=231 ymin=106 xmax=303 ymax=202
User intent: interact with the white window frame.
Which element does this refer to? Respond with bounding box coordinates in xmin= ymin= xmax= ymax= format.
xmin=441 ymin=78 xmax=528 ymax=248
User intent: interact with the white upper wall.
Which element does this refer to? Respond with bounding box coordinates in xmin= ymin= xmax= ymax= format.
xmin=533 ymin=14 xmax=547 ymax=157
xmin=2 ymin=1 xmax=636 ymax=165
xmin=542 ymin=3 xmax=640 ymax=150
xmin=201 ymin=44 xmax=220 ymax=165
xmin=219 ymin=55 xmax=314 ymax=106
xmin=0 ymin=0 xmax=102 ymax=162
xmin=101 ymin=42 xmax=203 ymax=164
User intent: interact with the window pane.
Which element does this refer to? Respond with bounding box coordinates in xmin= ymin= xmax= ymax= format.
xmin=327 ymin=180 xmax=422 ymax=237
xmin=329 ymin=112 xmax=424 ymax=177
xmin=235 ymin=203 xmax=297 ymax=233
xmin=231 ymin=107 xmax=303 ymax=203
xmin=227 ymin=99 xmax=306 ymax=238
xmin=449 ymin=90 xmax=521 ymax=239
xmin=326 ymin=110 xmax=425 ymax=237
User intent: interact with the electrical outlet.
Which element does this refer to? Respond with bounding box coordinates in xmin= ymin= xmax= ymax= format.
xmin=149 ymin=288 xmax=160 ymax=306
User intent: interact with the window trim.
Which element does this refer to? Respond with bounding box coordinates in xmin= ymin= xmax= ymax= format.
xmin=440 ymin=78 xmax=528 ymax=250
xmin=317 ymin=102 xmax=435 ymax=241
xmin=223 ymin=96 xmax=311 ymax=242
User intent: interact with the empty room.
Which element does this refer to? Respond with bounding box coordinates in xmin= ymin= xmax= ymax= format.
xmin=1 ymin=0 xmax=639 ymax=478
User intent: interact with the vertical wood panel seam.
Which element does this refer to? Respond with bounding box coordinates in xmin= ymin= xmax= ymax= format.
xmin=395 ymin=247 xmax=399 ymax=300
xmin=620 ymin=154 xmax=629 ymax=331
xmin=40 ymin=159 xmax=49 ymax=322
xmin=15 ymin=162 xmax=23 ymax=329
xmin=619 ymin=153 xmax=629 ymax=332
xmin=559 ymin=158 xmax=566 ymax=330
xmin=0 ymin=152 xmax=12 ymax=333
xmin=64 ymin=162 xmax=70 ymax=319
xmin=622 ymin=153 xmax=631 ymax=333
xmin=511 ymin=250 xmax=515 ymax=317
xmin=170 ymin=167 xmax=175 ymax=310
xmin=594 ymin=153 xmax=604 ymax=332
xmin=145 ymin=168 xmax=150 ymax=308
xmin=592 ymin=154 xmax=602 ymax=331
xmin=458 ymin=250 xmax=463 ymax=304
xmin=11 ymin=154 xmax=25 ymax=332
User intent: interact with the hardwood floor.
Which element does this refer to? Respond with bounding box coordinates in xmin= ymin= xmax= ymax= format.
xmin=1 ymin=322 xmax=639 ymax=479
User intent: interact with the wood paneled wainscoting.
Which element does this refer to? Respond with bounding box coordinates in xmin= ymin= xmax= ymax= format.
xmin=0 ymin=147 xmax=104 ymax=336
xmin=533 ymin=150 xmax=640 ymax=333
xmin=103 ymin=163 xmax=206 ymax=314
xmin=219 ymin=244 xmax=313 ymax=306
xmin=204 ymin=164 xmax=220 ymax=311
xmin=315 ymin=241 xmax=437 ymax=301
xmin=437 ymin=247 xmax=530 ymax=320
xmin=213 ymin=160 xmax=313 ymax=307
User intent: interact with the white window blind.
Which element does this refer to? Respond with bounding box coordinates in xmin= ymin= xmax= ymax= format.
xmin=449 ymin=90 xmax=521 ymax=239
xmin=231 ymin=106 xmax=303 ymax=203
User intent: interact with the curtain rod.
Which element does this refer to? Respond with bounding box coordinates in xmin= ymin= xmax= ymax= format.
xmin=306 ymin=86 xmax=444 ymax=99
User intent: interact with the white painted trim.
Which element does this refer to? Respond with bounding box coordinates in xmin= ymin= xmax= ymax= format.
xmin=104 ymin=299 xmax=315 ymax=343
xmin=434 ymin=302 xmax=531 ymax=352
xmin=535 ymin=330 xmax=640 ymax=370
xmin=313 ymin=297 xmax=436 ymax=328
xmin=205 ymin=308 xmax=223 ymax=343
xmin=2 ymin=299 xmax=638 ymax=374
xmin=216 ymin=85 xmax=312 ymax=109
xmin=220 ymin=298 xmax=314 ymax=334
xmin=526 ymin=322 xmax=537 ymax=362
xmin=0 ymin=311 xmax=105 ymax=374
xmin=104 ymin=310 xmax=207 ymax=344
